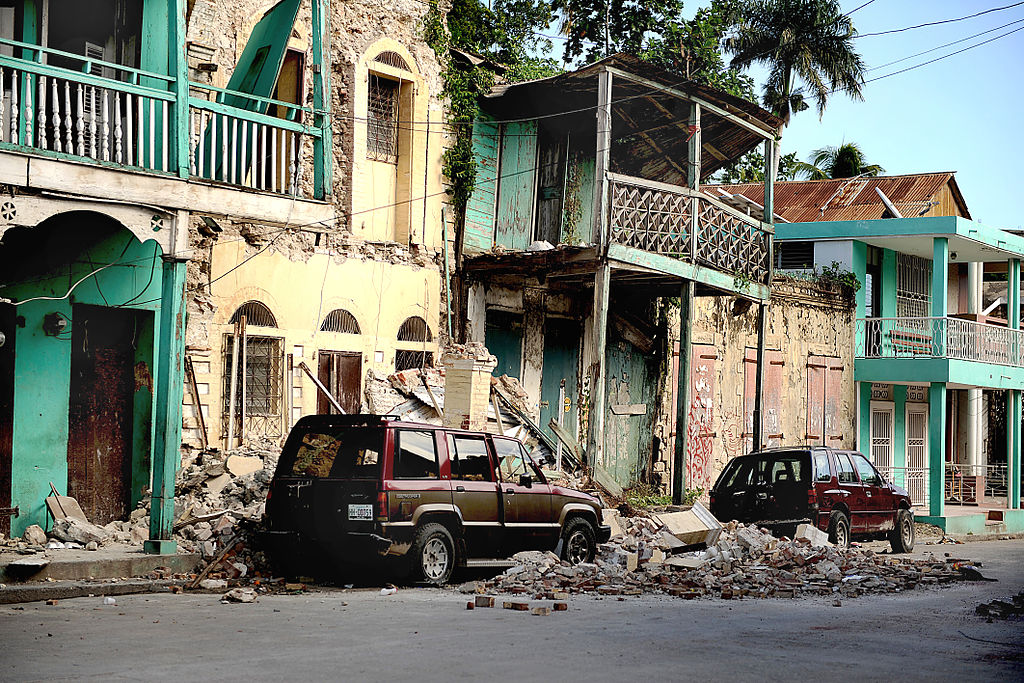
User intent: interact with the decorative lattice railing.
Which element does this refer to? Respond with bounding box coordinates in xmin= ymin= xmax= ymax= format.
xmin=608 ymin=173 xmax=772 ymax=285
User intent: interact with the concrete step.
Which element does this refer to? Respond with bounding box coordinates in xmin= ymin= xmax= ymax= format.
xmin=0 ymin=546 xmax=200 ymax=584
xmin=0 ymin=578 xmax=185 ymax=605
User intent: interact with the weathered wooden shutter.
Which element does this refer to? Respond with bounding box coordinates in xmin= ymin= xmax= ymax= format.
xmin=495 ymin=120 xmax=538 ymax=250
xmin=223 ymin=0 xmax=302 ymax=112
xmin=463 ymin=116 xmax=500 ymax=254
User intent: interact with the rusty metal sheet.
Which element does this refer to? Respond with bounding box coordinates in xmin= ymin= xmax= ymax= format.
xmin=717 ymin=172 xmax=963 ymax=223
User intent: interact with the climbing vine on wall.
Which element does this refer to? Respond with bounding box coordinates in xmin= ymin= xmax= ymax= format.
xmin=422 ymin=1 xmax=495 ymax=209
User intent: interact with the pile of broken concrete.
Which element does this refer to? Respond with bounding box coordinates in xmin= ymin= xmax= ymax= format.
xmin=485 ymin=508 xmax=975 ymax=600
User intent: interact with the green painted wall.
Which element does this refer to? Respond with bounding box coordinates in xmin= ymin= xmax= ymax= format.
xmin=928 ymin=382 xmax=946 ymax=517
xmin=880 ymin=248 xmax=897 ymax=318
xmin=893 ymin=385 xmax=907 ymax=487
xmin=858 ymin=382 xmax=870 ymax=455
xmin=603 ymin=334 xmax=657 ymax=488
xmin=3 ymin=217 xmax=164 ymax=536
xmin=495 ymin=120 xmax=538 ymax=250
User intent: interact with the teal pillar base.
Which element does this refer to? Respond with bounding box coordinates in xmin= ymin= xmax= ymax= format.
xmin=143 ymin=538 xmax=178 ymax=555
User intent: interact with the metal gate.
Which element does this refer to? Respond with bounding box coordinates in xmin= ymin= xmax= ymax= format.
xmin=905 ymin=404 xmax=929 ymax=507
xmin=870 ymin=402 xmax=895 ymax=480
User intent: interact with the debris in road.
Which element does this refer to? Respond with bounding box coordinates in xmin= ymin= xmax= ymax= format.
xmin=957 ymin=565 xmax=998 ymax=582
xmin=45 ymin=599 xmax=58 ymax=605
xmin=531 ymin=606 xmax=551 ymax=616
xmin=472 ymin=516 xmax=986 ymax=601
xmin=466 ymin=601 xmax=475 ymax=610
xmin=380 ymin=585 xmax=397 ymax=596
xmin=975 ymin=591 xmax=1024 ymax=619
xmin=474 ymin=595 xmax=495 ymax=608
xmin=198 ymin=579 xmax=228 ymax=590
xmin=22 ymin=525 xmax=47 ymax=546
xmin=103 ymin=597 xmax=116 ymax=605
xmin=221 ymin=587 xmax=257 ymax=603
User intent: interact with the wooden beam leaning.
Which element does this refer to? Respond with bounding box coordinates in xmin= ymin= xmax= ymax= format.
xmin=672 ymin=281 xmax=694 ymax=504
xmin=298 ymin=361 xmax=345 ymax=414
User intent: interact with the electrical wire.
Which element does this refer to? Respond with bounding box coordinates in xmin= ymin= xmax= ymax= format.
xmin=866 ymin=15 xmax=1024 ymax=72
xmin=847 ymin=0 xmax=877 ymax=15
xmin=856 ymin=1 xmax=1024 ymax=37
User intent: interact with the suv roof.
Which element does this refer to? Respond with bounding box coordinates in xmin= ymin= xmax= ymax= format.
xmin=289 ymin=414 xmax=511 ymax=439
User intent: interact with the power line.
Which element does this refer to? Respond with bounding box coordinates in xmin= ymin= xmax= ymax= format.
xmin=856 ymin=1 xmax=1024 ymax=37
xmin=866 ymin=16 xmax=1024 ymax=72
xmin=847 ymin=0 xmax=878 ymax=15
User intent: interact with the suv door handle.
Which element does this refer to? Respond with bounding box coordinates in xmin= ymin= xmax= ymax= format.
xmin=505 ymin=488 xmax=514 ymax=494
xmin=455 ymin=485 xmax=465 ymax=492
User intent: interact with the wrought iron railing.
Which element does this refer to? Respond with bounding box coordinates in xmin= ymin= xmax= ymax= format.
xmin=877 ymin=465 xmax=930 ymax=509
xmin=607 ymin=173 xmax=772 ymax=285
xmin=0 ymin=39 xmax=323 ymax=199
xmin=857 ymin=316 xmax=1024 ymax=367
xmin=945 ymin=463 xmax=1008 ymax=504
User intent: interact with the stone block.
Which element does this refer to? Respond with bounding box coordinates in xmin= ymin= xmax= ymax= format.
xmin=531 ymin=606 xmax=551 ymax=616
xmin=474 ymin=595 xmax=495 ymax=608
xmin=51 ymin=517 xmax=110 ymax=545
xmin=795 ymin=523 xmax=831 ymax=548
xmin=22 ymin=524 xmax=47 ymax=545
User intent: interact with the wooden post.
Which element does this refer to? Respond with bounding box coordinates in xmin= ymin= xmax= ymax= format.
xmin=311 ymin=0 xmax=332 ymax=199
xmin=239 ymin=313 xmax=247 ymax=445
xmin=298 ymin=361 xmax=344 ymax=413
xmin=490 ymin=386 xmax=505 ymax=435
xmin=184 ymin=355 xmax=208 ymax=450
xmin=672 ymin=281 xmax=694 ymax=503
xmin=584 ymin=68 xmax=613 ymax=474
xmin=225 ymin=319 xmax=240 ymax=449
xmin=285 ymin=352 xmax=294 ymax=427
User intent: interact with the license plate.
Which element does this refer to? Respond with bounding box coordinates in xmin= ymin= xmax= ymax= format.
xmin=348 ymin=504 xmax=373 ymax=521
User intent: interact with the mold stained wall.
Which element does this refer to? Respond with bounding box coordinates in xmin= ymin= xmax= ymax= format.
xmin=674 ymin=278 xmax=857 ymax=490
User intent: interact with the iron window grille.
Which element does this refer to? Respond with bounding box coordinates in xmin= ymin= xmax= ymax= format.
xmin=775 ymin=241 xmax=814 ymax=270
xmin=367 ymin=74 xmax=399 ymax=164
xmin=222 ymin=334 xmax=283 ymax=436
xmin=373 ymin=51 xmax=411 ymax=71
xmin=896 ymin=253 xmax=932 ymax=318
xmin=397 ymin=316 xmax=433 ymax=342
xmin=320 ymin=309 xmax=361 ymax=334
xmin=229 ymin=301 xmax=278 ymax=328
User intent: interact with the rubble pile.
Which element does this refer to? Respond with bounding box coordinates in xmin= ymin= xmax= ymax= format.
xmin=483 ymin=514 xmax=976 ymax=601
xmin=976 ymin=591 xmax=1024 ymax=619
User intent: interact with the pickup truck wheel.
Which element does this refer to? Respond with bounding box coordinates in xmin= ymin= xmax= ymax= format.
xmin=411 ymin=522 xmax=455 ymax=585
xmin=827 ymin=510 xmax=850 ymax=548
xmin=888 ymin=509 xmax=915 ymax=553
xmin=560 ymin=518 xmax=597 ymax=565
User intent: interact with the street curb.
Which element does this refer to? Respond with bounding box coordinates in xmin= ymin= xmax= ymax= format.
xmin=0 ymin=579 xmax=186 ymax=605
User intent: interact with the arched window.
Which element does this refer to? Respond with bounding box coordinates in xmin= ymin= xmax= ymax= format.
xmin=229 ymin=301 xmax=277 ymax=327
xmin=397 ymin=316 xmax=432 ymax=342
xmin=373 ymin=50 xmax=411 ymax=71
xmin=320 ymin=309 xmax=361 ymax=334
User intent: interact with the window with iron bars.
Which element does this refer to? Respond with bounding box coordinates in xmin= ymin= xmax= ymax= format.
xmin=896 ymin=253 xmax=932 ymax=318
xmin=222 ymin=335 xmax=284 ymax=434
xmin=367 ymin=74 xmax=399 ymax=164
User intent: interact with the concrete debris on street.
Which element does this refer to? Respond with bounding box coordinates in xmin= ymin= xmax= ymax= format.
xmin=479 ymin=512 xmax=983 ymax=601
xmin=975 ymin=591 xmax=1024 ymax=619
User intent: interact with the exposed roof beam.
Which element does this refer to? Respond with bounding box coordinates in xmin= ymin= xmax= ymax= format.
xmin=616 ymin=109 xmax=689 ymax=180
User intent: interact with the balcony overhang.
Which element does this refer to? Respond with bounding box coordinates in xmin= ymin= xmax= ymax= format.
xmin=462 ymin=243 xmax=769 ymax=301
xmin=0 ymin=149 xmax=333 ymax=228
xmin=855 ymin=357 xmax=1024 ymax=391
xmin=776 ymin=216 xmax=1024 ymax=263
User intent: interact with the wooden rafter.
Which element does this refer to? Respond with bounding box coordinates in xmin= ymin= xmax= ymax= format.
xmin=616 ymin=108 xmax=688 ymax=180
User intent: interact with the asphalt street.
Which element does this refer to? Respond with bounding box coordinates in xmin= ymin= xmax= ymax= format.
xmin=2 ymin=539 xmax=1022 ymax=682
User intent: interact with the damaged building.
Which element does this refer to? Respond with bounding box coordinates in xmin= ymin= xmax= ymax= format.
xmin=456 ymin=55 xmax=783 ymax=497
xmin=0 ymin=0 xmax=450 ymax=547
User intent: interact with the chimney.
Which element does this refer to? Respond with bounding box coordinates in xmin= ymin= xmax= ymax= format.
xmin=441 ymin=343 xmax=497 ymax=432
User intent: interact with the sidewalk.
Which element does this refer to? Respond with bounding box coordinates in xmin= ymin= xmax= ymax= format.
xmin=0 ymin=543 xmax=200 ymax=604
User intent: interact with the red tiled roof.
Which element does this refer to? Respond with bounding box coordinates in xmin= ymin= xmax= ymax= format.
xmin=713 ymin=172 xmax=970 ymax=223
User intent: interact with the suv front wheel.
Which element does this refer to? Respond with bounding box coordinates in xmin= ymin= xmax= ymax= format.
xmin=560 ymin=517 xmax=597 ymax=565
xmin=411 ymin=522 xmax=455 ymax=585
xmin=889 ymin=508 xmax=915 ymax=553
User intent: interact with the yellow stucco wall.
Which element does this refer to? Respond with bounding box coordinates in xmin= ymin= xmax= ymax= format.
xmin=184 ymin=240 xmax=440 ymax=446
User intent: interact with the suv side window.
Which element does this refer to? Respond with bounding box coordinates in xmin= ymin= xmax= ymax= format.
xmin=836 ymin=452 xmax=858 ymax=484
xmin=394 ymin=430 xmax=439 ymax=479
xmin=494 ymin=438 xmax=534 ymax=482
xmin=852 ymin=454 xmax=882 ymax=485
xmin=448 ymin=435 xmax=495 ymax=482
xmin=814 ymin=453 xmax=832 ymax=482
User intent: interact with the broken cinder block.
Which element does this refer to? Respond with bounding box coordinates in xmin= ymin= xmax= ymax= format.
xmin=474 ymin=595 xmax=495 ymax=608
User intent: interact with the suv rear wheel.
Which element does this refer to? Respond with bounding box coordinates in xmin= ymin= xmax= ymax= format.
xmin=889 ymin=509 xmax=915 ymax=553
xmin=827 ymin=510 xmax=850 ymax=548
xmin=560 ymin=517 xmax=597 ymax=565
xmin=411 ymin=522 xmax=455 ymax=585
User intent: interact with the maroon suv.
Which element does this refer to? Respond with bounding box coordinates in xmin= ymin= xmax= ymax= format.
xmin=709 ymin=447 xmax=915 ymax=553
xmin=261 ymin=415 xmax=611 ymax=584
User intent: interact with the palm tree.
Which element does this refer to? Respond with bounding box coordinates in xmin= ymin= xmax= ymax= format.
xmin=795 ymin=142 xmax=885 ymax=180
xmin=727 ymin=0 xmax=866 ymax=179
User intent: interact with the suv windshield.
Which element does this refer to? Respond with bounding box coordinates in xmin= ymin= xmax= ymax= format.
xmin=718 ymin=451 xmax=811 ymax=490
xmin=284 ymin=426 xmax=384 ymax=479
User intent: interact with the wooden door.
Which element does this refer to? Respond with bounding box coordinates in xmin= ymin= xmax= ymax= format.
xmin=317 ymin=351 xmax=362 ymax=414
xmin=68 ymin=305 xmax=135 ymax=525
xmin=534 ymin=129 xmax=565 ymax=244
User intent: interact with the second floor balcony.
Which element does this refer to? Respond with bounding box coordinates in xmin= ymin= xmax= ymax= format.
xmin=857 ymin=316 xmax=1024 ymax=368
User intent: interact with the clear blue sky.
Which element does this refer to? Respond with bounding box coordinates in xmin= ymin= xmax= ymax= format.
xmin=725 ymin=0 xmax=1024 ymax=230
xmin=543 ymin=1 xmax=1024 ymax=229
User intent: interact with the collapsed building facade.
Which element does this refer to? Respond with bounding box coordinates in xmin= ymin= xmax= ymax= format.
xmin=457 ymin=55 xmax=783 ymax=497
xmin=0 ymin=0 xmax=449 ymax=547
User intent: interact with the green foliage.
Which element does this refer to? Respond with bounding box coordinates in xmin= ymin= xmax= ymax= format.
xmin=552 ymin=0 xmax=686 ymax=64
xmin=815 ymin=260 xmax=861 ymax=293
xmin=793 ymin=142 xmax=885 ymax=180
xmin=727 ymin=0 xmax=866 ymax=124
xmin=713 ymin=149 xmax=800 ymax=184
xmin=625 ymin=482 xmax=703 ymax=509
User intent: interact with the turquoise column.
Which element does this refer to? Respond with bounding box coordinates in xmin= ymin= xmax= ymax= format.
xmin=929 ymin=238 xmax=948 ymax=517
xmin=858 ymin=381 xmax=870 ymax=454
xmin=852 ymin=242 xmax=867 ymax=354
xmin=145 ymin=256 xmax=188 ymax=554
xmin=1009 ymin=258 xmax=1021 ymax=509
xmin=928 ymin=382 xmax=946 ymax=517
xmin=312 ymin=0 xmax=332 ymax=199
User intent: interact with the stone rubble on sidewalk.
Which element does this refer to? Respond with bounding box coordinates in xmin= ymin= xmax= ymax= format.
xmin=476 ymin=511 xmax=981 ymax=601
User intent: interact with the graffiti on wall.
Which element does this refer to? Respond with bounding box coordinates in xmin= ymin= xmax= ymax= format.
xmin=686 ymin=346 xmax=717 ymax=497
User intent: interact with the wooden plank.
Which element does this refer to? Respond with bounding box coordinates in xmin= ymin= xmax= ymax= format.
xmin=464 ymin=116 xmax=500 ymax=253
xmin=610 ymin=403 xmax=646 ymax=415
xmin=495 ymin=119 xmax=537 ymax=250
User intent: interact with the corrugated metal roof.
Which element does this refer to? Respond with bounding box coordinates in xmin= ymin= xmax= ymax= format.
xmin=713 ymin=172 xmax=971 ymax=223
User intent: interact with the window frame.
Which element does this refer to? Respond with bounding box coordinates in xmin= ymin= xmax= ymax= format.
xmin=447 ymin=434 xmax=496 ymax=483
xmin=392 ymin=429 xmax=440 ymax=480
